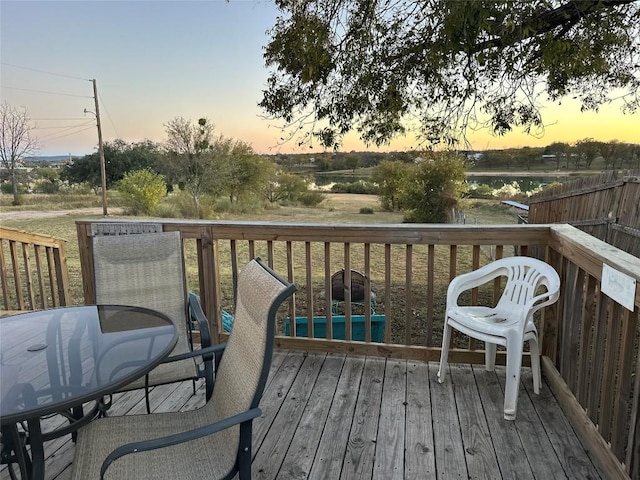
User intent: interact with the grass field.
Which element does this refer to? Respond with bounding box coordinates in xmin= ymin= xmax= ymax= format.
xmin=2 ymin=193 xmax=516 ymax=346
xmin=1 ymin=192 xmax=516 ymax=297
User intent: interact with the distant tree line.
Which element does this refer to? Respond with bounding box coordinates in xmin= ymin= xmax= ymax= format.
xmin=471 ymin=140 xmax=640 ymax=171
xmin=268 ymin=140 xmax=640 ymax=173
xmin=4 ymin=116 xmax=636 ymax=224
xmin=56 ymin=117 xmax=322 ymax=217
xmin=269 ymin=150 xmax=416 ymax=173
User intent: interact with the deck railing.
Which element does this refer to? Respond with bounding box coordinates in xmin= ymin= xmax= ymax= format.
xmin=0 ymin=226 xmax=71 ymax=313
xmin=544 ymin=224 xmax=640 ymax=480
xmin=76 ymin=219 xmax=640 ymax=479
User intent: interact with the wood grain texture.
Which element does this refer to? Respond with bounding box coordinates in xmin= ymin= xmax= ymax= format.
xmin=429 ymin=363 xmax=468 ymax=480
xmin=278 ymin=354 xmax=345 ymax=480
xmin=306 ymin=355 xmax=363 ymax=480
xmin=0 ymin=352 xmax=605 ymax=480
xmin=373 ymin=359 xmax=406 ymax=480
xmin=450 ymin=364 xmax=501 ymax=479
xmin=339 ymin=356 xmax=385 ymax=480
xmin=405 ymin=361 xmax=435 ymax=479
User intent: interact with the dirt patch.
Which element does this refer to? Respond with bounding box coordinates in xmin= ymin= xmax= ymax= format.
xmin=323 ymin=193 xmax=380 ymax=208
xmin=0 ymin=207 xmax=124 ymax=221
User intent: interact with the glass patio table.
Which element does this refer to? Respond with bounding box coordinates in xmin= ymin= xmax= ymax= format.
xmin=0 ymin=305 xmax=178 ymax=480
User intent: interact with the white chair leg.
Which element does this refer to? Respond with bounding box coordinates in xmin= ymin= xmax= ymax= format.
xmin=437 ymin=323 xmax=453 ymax=383
xmin=485 ymin=342 xmax=497 ymax=372
xmin=503 ymin=336 xmax=524 ymax=420
xmin=529 ymin=337 xmax=541 ymax=395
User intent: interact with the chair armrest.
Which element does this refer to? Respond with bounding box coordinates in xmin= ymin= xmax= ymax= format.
xmin=99 ymin=407 xmax=262 ymax=479
xmin=525 ymin=289 xmax=560 ymax=316
xmin=446 ymin=264 xmax=506 ymax=309
xmin=188 ymin=292 xmax=212 ymax=349
xmin=163 ymin=343 xmax=227 ymax=364
xmin=171 ymin=297 xmax=224 ymax=402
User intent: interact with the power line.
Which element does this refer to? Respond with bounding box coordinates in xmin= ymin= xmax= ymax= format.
xmin=1 ymin=62 xmax=90 ymax=82
xmin=38 ymin=122 xmax=94 ymax=139
xmin=32 ymin=117 xmax=88 ymax=121
xmin=34 ymin=121 xmax=95 ymax=130
xmin=39 ymin=125 xmax=95 ymax=143
xmin=98 ymin=94 xmax=120 ymax=139
xmin=1 ymin=85 xmax=92 ymax=98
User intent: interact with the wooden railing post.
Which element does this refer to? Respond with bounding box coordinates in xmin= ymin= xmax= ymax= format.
xmin=76 ymin=222 xmax=95 ymax=304
xmin=541 ymin=246 xmax=562 ymax=363
xmin=53 ymin=243 xmax=71 ymax=306
xmin=198 ymin=226 xmax=220 ymax=345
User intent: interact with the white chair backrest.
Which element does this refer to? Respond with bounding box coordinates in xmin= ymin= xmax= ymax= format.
xmin=92 ymin=231 xmax=190 ymax=355
xmin=494 ymin=257 xmax=560 ymax=319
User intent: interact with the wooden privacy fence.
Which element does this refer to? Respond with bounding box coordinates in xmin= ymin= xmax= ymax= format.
xmin=75 ymin=219 xmax=640 ymax=479
xmin=0 ymin=226 xmax=71 ymax=313
xmin=528 ymin=170 xmax=640 ymax=256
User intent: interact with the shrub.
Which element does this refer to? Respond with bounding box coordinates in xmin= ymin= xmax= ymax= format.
xmin=117 ymin=169 xmax=166 ymax=215
xmin=155 ymin=203 xmax=179 ymax=218
xmin=59 ymin=183 xmax=94 ymax=195
xmin=400 ymin=153 xmax=467 ymax=223
xmin=172 ymin=191 xmax=216 ymax=219
xmin=330 ymin=181 xmax=378 ymax=194
xmin=359 ymin=206 xmax=374 ymax=214
xmin=216 ymin=195 xmax=265 ymax=214
xmin=493 ymin=181 xmax=522 ymax=199
xmin=468 ymin=183 xmax=494 ymax=199
xmin=299 ymin=191 xmax=324 ymax=206
xmin=1 ymin=182 xmax=26 ymax=195
xmin=371 ymin=160 xmax=412 ymax=210
xmin=270 ymin=172 xmax=309 ymax=203
xmin=33 ymin=180 xmax=59 ymax=194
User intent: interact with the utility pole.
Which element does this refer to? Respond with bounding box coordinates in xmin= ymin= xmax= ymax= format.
xmin=91 ymin=79 xmax=108 ymax=216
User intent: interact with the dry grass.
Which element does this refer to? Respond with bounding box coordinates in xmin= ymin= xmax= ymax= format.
xmin=0 ymin=191 xmax=128 ymax=211
xmin=2 ymin=193 xmax=517 ymax=346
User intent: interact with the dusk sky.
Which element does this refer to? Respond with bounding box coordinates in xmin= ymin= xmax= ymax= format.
xmin=1 ymin=1 xmax=638 ymax=157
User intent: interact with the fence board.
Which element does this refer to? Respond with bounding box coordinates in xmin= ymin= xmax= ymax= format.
xmin=613 ymin=308 xmax=637 ymax=461
xmin=0 ymin=227 xmax=71 ymax=311
xmin=529 ymin=170 xmax=640 ymax=256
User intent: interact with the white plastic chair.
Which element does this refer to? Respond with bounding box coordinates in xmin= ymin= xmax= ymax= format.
xmin=437 ymin=256 xmax=560 ymax=420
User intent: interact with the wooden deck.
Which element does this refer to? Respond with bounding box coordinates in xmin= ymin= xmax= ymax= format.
xmin=1 ymin=350 xmax=601 ymax=480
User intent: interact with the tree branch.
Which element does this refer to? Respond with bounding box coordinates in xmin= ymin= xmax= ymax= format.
xmin=470 ymin=0 xmax=636 ymax=54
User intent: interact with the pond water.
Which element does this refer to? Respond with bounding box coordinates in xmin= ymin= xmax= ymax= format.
xmin=466 ymin=175 xmax=575 ymax=193
xmin=313 ymin=173 xmax=578 ymax=193
xmin=313 ymin=173 xmax=366 ymax=187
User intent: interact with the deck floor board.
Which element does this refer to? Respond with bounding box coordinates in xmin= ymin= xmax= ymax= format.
xmin=1 ymin=351 xmax=602 ymax=480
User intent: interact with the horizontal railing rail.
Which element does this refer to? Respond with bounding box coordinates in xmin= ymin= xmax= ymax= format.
xmin=76 ymin=221 xmax=549 ymax=357
xmin=76 ymin=219 xmax=640 ymax=479
xmin=0 ymin=226 xmax=71 ymax=312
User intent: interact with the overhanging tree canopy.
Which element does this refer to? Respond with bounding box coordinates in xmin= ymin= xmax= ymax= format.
xmin=260 ymin=0 xmax=640 ymax=149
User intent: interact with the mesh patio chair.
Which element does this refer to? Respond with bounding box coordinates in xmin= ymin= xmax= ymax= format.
xmin=92 ymin=231 xmax=214 ymax=413
xmin=71 ymin=258 xmax=296 ymax=480
xmin=437 ymin=256 xmax=560 ymax=420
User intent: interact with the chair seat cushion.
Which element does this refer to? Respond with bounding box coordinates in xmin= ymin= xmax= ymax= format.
xmin=71 ymin=406 xmax=237 ymax=480
xmin=448 ymin=306 xmax=537 ymax=337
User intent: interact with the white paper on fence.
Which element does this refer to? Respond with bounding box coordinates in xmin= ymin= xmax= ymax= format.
xmin=601 ymin=263 xmax=636 ymax=312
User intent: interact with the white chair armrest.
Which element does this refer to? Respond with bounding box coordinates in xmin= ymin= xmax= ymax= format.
xmin=446 ymin=263 xmax=507 ymax=310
